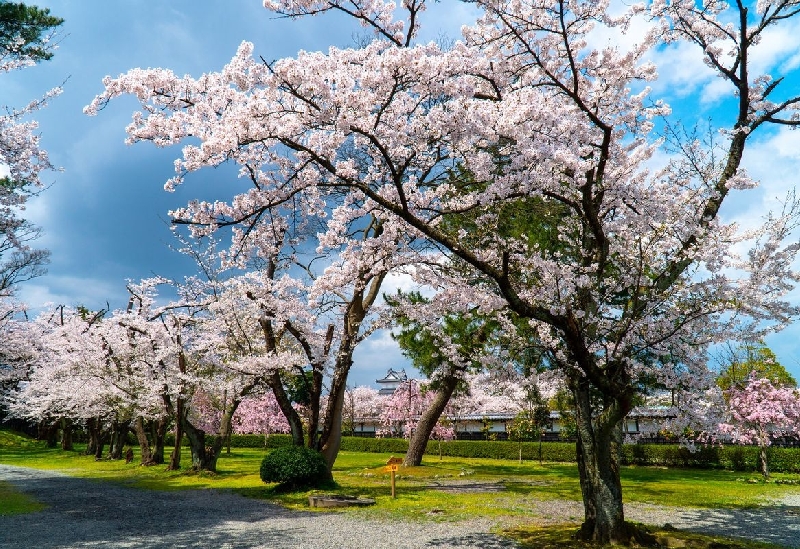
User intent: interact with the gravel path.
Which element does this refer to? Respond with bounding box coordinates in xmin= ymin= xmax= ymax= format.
xmin=1 ymin=464 xmax=799 ymax=548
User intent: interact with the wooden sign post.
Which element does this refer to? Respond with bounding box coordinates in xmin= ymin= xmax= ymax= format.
xmin=385 ymin=456 xmax=403 ymax=498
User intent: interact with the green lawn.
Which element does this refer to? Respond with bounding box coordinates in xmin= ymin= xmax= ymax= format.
xmin=0 ymin=480 xmax=46 ymax=516
xmin=1 ymin=431 xmax=798 ymax=548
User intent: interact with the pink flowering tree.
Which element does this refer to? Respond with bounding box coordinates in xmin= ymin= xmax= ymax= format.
xmin=0 ymin=4 xmax=63 ymax=296
xmin=5 ymin=303 xmax=144 ymax=458
xmin=720 ymin=375 xmax=800 ymax=479
xmin=0 ymin=300 xmax=40 ymax=408
xmin=378 ymin=379 xmax=455 ymax=442
xmin=343 ymin=386 xmax=385 ymax=436
xmin=86 ymin=0 xmax=800 ymax=541
xmin=233 ymin=393 xmax=290 ymax=438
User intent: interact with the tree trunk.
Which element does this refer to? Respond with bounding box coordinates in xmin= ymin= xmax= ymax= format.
xmin=167 ymin=394 xmax=185 ymax=471
xmin=268 ymin=371 xmax=305 ymax=446
xmin=60 ymin=418 xmax=73 ymax=451
xmin=151 ymin=416 xmax=168 ymax=465
xmin=94 ymin=423 xmax=106 ymax=460
xmin=202 ymin=399 xmax=242 ymax=472
xmin=86 ymin=417 xmax=105 ymax=458
xmin=107 ymin=420 xmax=129 ymax=460
xmin=85 ymin=417 xmax=98 ymax=456
xmin=759 ymin=445 xmax=770 ymax=479
xmin=404 ymin=374 xmax=459 ymax=467
xmin=539 ymin=433 xmax=543 ymax=465
xmin=317 ymin=330 xmax=354 ymax=473
xmin=38 ymin=420 xmax=58 ymax=448
xmin=320 ymin=382 xmax=345 ymax=473
xmin=571 ymin=375 xmax=632 ymax=544
xmin=182 ymin=417 xmax=217 ymax=471
xmin=133 ymin=417 xmax=155 ymax=466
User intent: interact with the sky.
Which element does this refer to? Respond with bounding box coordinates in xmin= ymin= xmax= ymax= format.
xmin=5 ymin=0 xmax=800 ymax=386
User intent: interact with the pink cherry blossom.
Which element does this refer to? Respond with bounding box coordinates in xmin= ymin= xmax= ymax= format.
xmin=84 ymin=0 xmax=800 ymax=541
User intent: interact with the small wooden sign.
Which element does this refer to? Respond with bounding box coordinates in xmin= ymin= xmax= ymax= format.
xmin=384 ymin=457 xmax=402 ymax=498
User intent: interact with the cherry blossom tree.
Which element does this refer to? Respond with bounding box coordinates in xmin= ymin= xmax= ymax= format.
xmin=343 ymin=385 xmax=384 ymax=436
xmin=232 ymin=393 xmax=290 ymax=438
xmin=720 ymin=375 xmax=800 ymax=479
xmin=0 ymin=300 xmax=36 ymax=401
xmin=377 ymin=379 xmax=455 ymax=441
xmin=0 ymin=3 xmax=62 ymax=297
xmin=203 ymin=237 xmax=396 ymax=472
xmin=88 ymin=94 xmax=417 ymax=474
xmin=4 ymin=304 xmax=137 ymax=457
xmin=86 ymin=0 xmax=800 ymax=541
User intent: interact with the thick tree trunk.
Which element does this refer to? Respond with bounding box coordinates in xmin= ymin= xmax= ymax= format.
xmin=168 ymin=396 xmax=185 ymax=471
xmin=404 ymin=375 xmax=459 ymax=467
xmin=85 ymin=417 xmax=105 ymax=458
xmin=93 ymin=422 xmax=106 ymax=460
xmin=38 ymin=420 xmax=58 ymax=448
xmin=317 ymin=329 xmax=354 ymax=473
xmin=571 ymin=375 xmax=630 ymax=544
xmin=133 ymin=416 xmax=155 ymax=466
xmin=320 ymin=383 xmax=345 ymax=473
xmin=268 ymin=372 xmax=305 ymax=446
xmin=107 ymin=420 xmax=129 ymax=460
xmin=759 ymin=445 xmax=770 ymax=479
xmin=60 ymin=418 xmax=73 ymax=451
xmin=151 ymin=416 xmax=168 ymax=464
xmin=182 ymin=417 xmax=217 ymax=471
xmin=202 ymin=399 xmax=242 ymax=472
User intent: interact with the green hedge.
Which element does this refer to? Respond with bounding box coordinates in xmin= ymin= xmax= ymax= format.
xmin=158 ymin=433 xmax=800 ymax=474
xmin=337 ymin=437 xmax=576 ymax=462
xmin=420 ymin=439 xmax=577 ymax=462
xmin=163 ymin=433 xmax=293 ymax=448
xmin=622 ymin=443 xmax=800 ymax=473
xmin=340 ymin=436 xmax=409 ymax=454
xmin=340 ymin=437 xmax=800 ymax=473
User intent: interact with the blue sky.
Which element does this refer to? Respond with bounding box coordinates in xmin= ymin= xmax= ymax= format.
xmin=5 ymin=1 xmax=800 ymax=385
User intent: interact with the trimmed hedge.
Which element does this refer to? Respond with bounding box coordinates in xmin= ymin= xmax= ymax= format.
xmin=422 ymin=439 xmax=577 ymax=462
xmin=260 ymin=445 xmax=330 ymax=489
xmin=340 ymin=437 xmax=800 ymax=473
xmin=340 ymin=436 xmax=409 ymax=454
xmin=159 ymin=433 xmax=800 ymax=474
xmin=163 ymin=433 xmax=294 ymax=449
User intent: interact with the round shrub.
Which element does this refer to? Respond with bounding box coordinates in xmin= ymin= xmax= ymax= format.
xmin=259 ymin=445 xmax=330 ymax=490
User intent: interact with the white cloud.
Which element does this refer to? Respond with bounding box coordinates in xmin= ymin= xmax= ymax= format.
xmin=17 ymin=275 xmax=120 ymax=314
xmin=749 ymin=20 xmax=800 ymax=76
xmin=351 ymin=329 xmax=418 ymax=387
xmin=381 ymin=269 xmax=437 ymax=298
xmin=649 ymin=41 xmax=717 ymax=98
xmin=586 ymin=5 xmax=654 ymax=53
xmin=714 ymin=128 xmax=800 ymax=237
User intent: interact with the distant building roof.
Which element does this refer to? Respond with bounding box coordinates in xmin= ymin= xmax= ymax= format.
xmin=375 ymin=368 xmax=409 ymax=395
xmin=375 ymin=368 xmax=408 ymax=384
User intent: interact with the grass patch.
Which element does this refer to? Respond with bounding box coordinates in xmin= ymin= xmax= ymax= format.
xmin=2 ymin=429 xmax=800 ymax=545
xmin=504 ymin=524 xmax=787 ymax=549
xmin=1 ymin=434 xmax=798 ymax=512
xmin=0 ymin=480 xmax=46 ymax=516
